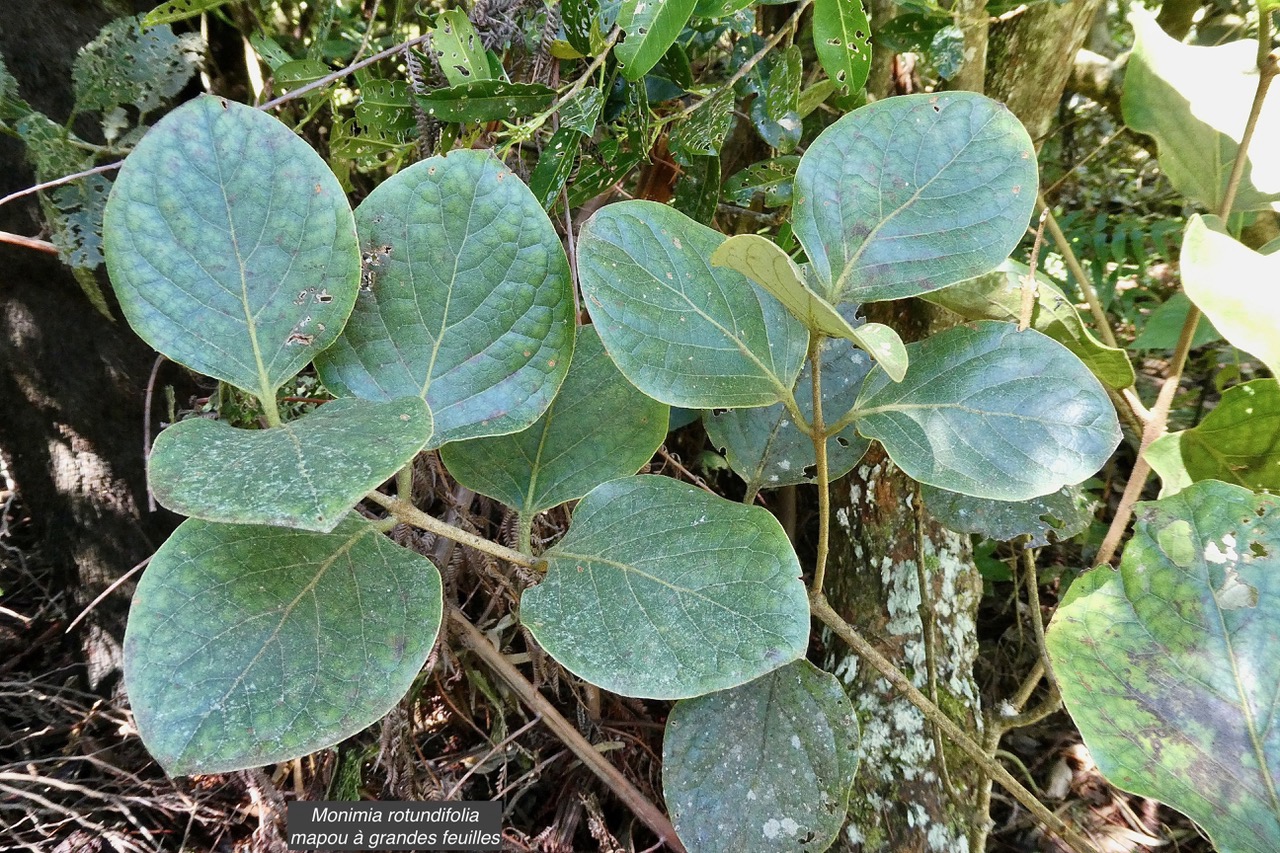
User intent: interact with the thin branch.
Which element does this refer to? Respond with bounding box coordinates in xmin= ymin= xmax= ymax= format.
xmin=258 ymin=32 xmax=433 ymax=112
xmin=0 ymin=162 xmax=123 ymax=212
xmin=363 ymin=489 xmax=541 ymax=570
xmin=809 ymin=339 xmax=832 ymax=594
xmin=0 ymin=231 xmax=58 ymax=253
xmin=64 ymin=555 xmax=151 ymax=634
xmin=449 ymin=609 xmax=686 ymax=852
xmin=1037 ymin=197 xmax=1118 ymax=348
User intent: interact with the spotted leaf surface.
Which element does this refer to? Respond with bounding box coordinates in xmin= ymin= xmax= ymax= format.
xmin=793 ymin=92 xmax=1036 ymax=304
xmin=124 ymin=516 xmax=442 ymax=775
xmin=523 ymin=476 xmax=809 ymax=699
xmin=315 ymin=149 xmax=574 ymax=446
xmin=1048 ymin=481 xmax=1280 ymax=853
xmin=149 ymin=397 xmax=432 ymax=532
xmin=664 ymin=660 xmax=859 ymax=852
xmin=104 ymin=95 xmax=360 ymax=402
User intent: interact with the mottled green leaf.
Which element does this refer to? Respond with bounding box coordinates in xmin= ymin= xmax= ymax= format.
xmin=577 ymin=200 xmax=808 ymax=408
xmin=924 ymin=260 xmax=1134 ymax=390
xmin=104 ymin=96 xmax=360 ymax=403
xmin=314 ymin=149 xmax=574 ymax=446
xmin=429 ymin=9 xmax=492 ymax=86
xmin=669 ymin=88 xmax=733 ymax=164
xmin=1128 ymin=291 xmax=1222 ymax=351
xmin=616 ymin=0 xmax=698 ymax=81
xmin=528 ymin=127 xmax=582 ymax=211
xmin=751 ymin=44 xmax=802 ymax=153
xmin=274 ymin=59 xmax=330 ymax=96
xmin=124 ymin=516 xmax=442 ymax=775
xmin=1048 ymin=481 xmax=1280 ymax=853
xmin=929 ymin=24 xmax=965 ymax=80
xmin=793 ymin=92 xmax=1037 ymax=304
xmin=74 ymin=15 xmax=200 ymax=116
xmin=523 ymin=476 xmax=809 ymax=698
xmin=706 ymin=337 xmax=871 ymax=492
xmin=724 ymin=156 xmax=800 ymax=207
xmin=563 ymin=0 xmax=608 ymax=56
xmin=921 ymin=483 xmax=1094 ymax=547
xmin=853 ymin=322 xmax=1121 ymax=501
xmin=1183 ymin=214 xmax=1280 ymax=376
xmin=673 ymin=155 xmax=721 ymax=225
xmin=711 ymin=234 xmax=907 ymax=380
xmin=664 ymin=660 xmax=859 ymax=852
xmin=142 ymin=0 xmax=232 ymax=27
xmin=1181 ymin=380 xmax=1280 ymax=492
xmin=149 ymin=397 xmax=432 ymax=532
xmin=559 ymin=86 xmax=605 ymax=135
xmin=440 ymin=326 xmax=667 ymax=515
xmin=812 ymin=0 xmax=871 ymax=92
xmin=417 ymin=81 xmax=555 ymax=123
xmin=1124 ymin=7 xmax=1280 ymax=213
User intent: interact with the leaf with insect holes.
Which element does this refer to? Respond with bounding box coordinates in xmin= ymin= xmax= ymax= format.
xmin=812 ymin=0 xmax=871 ymax=92
xmin=124 ymin=515 xmax=442 ymax=775
xmin=793 ymin=92 xmax=1037 ymax=305
xmin=416 ymin=81 xmax=555 ymax=124
xmin=852 ymin=322 xmax=1121 ymax=501
xmin=577 ymin=200 xmax=808 ymax=409
xmin=711 ymin=234 xmax=907 ymax=381
xmin=429 ymin=9 xmax=492 ymax=86
xmin=664 ymin=660 xmax=859 ymax=852
xmin=615 ymin=0 xmax=699 ymax=82
xmin=148 ymin=397 xmax=432 ymax=532
xmin=1048 ymin=481 xmax=1280 ymax=853
xmin=314 ymin=149 xmax=574 ymax=446
xmin=441 ymin=326 xmax=668 ymax=515
xmin=103 ymin=96 xmax=360 ymax=404
xmin=523 ymin=476 xmax=809 ymax=699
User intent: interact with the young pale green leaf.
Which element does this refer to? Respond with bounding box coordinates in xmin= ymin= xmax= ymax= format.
xmin=812 ymin=0 xmax=871 ymax=93
xmin=523 ymin=476 xmax=809 ymax=699
xmin=706 ymin=337 xmax=871 ymax=492
xmin=1182 ymin=214 xmax=1280 ymax=376
xmin=1123 ymin=8 xmax=1280 ymax=213
xmin=920 ymin=483 xmax=1094 ymax=547
xmin=124 ymin=516 xmax=442 ymax=775
xmin=429 ymin=9 xmax=492 ymax=86
xmin=149 ymin=397 xmax=432 ymax=532
xmin=723 ymin=156 xmax=800 ymax=207
xmin=142 ymin=0 xmax=233 ymax=28
xmin=440 ymin=326 xmax=668 ymax=515
xmin=710 ymin=234 xmax=907 ymax=381
xmin=793 ymin=92 xmax=1037 ymax=305
xmin=852 ymin=322 xmax=1121 ymax=501
xmin=1047 ymin=481 xmax=1280 ymax=853
xmin=104 ymin=96 xmax=360 ymax=403
xmin=663 ymin=660 xmax=859 ymax=852
xmin=1145 ymin=431 xmax=1193 ymax=499
xmin=416 ymin=81 xmax=555 ymax=124
xmin=577 ymin=201 xmax=808 ymax=409
xmin=615 ymin=0 xmax=698 ymax=82
xmin=314 ymin=149 xmax=574 ymax=446
xmin=1180 ymin=380 xmax=1280 ymax=492
xmin=923 ymin=260 xmax=1135 ymax=390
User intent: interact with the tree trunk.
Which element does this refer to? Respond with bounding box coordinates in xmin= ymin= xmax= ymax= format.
xmin=824 ymin=4 xmax=1106 ymax=848
xmin=0 ymin=2 xmax=180 ymax=689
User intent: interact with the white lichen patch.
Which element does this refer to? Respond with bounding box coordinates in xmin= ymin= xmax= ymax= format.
xmin=762 ymin=817 xmax=800 ymax=839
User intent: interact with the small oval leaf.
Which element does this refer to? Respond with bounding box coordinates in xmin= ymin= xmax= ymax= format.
xmin=812 ymin=0 xmax=871 ymax=93
xmin=523 ymin=476 xmax=809 ymax=699
xmin=315 ymin=149 xmax=574 ymax=446
xmin=440 ymin=325 xmax=668 ymax=515
xmin=1047 ymin=481 xmax=1280 ymax=853
xmin=853 ymin=322 xmax=1121 ymax=501
xmin=415 ymin=81 xmax=555 ymax=123
xmin=793 ymin=92 xmax=1037 ymax=304
xmin=148 ymin=397 xmax=432 ymax=532
xmin=664 ymin=660 xmax=860 ymax=852
xmin=124 ymin=516 xmax=443 ymax=775
xmin=615 ymin=0 xmax=698 ymax=82
xmin=577 ymin=200 xmax=808 ymax=408
xmin=104 ymin=95 xmax=360 ymax=402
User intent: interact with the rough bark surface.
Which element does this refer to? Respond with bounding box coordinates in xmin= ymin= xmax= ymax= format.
xmin=0 ymin=2 xmax=179 ymax=687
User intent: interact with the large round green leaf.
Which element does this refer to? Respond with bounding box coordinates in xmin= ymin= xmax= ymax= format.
xmin=1181 ymin=379 xmax=1280 ymax=492
xmin=314 ymin=149 xmax=575 ymax=446
xmin=124 ymin=516 xmax=442 ymax=775
xmin=1182 ymin=214 xmax=1280 ymax=378
xmin=104 ymin=95 xmax=360 ymax=402
xmin=522 ymin=476 xmax=809 ymax=699
xmin=792 ymin=92 xmax=1036 ymax=305
xmin=1047 ymin=481 xmax=1280 ymax=853
xmin=923 ymin=260 xmax=1134 ymax=391
xmin=577 ymin=201 xmax=809 ymax=408
xmin=706 ymin=337 xmax=871 ymax=492
xmin=663 ymin=660 xmax=859 ymax=852
xmin=852 ymin=322 xmax=1121 ymax=501
xmin=440 ymin=325 xmax=668 ymax=515
xmin=148 ymin=397 xmax=432 ymax=532
xmin=1122 ymin=8 xmax=1280 ymax=214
